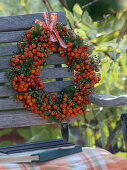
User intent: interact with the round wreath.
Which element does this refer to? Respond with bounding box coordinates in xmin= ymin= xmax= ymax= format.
xmin=7 ymin=12 xmax=101 ymax=124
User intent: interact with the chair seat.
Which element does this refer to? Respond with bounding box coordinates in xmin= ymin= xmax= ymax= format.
xmin=0 ymin=147 xmax=127 ymax=170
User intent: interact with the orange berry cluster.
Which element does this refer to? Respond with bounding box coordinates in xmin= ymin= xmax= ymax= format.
xmin=7 ymin=23 xmax=101 ymax=123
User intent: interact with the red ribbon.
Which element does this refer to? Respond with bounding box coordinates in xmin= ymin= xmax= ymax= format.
xmin=35 ymin=12 xmax=69 ymax=48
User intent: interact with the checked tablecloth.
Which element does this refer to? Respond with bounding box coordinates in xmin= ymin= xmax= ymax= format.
xmin=0 ymin=147 xmax=127 ymax=170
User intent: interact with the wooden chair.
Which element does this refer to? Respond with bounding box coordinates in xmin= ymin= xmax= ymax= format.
xmin=88 ymin=93 xmax=127 ymax=107
xmin=88 ymin=93 xmax=127 ymax=150
xmin=0 ymin=12 xmax=127 ymax=144
xmin=0 ymin=12 xmax=71 ymax=141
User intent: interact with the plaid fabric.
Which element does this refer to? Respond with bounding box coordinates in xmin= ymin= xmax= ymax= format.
xmin=0 ymin=147 xmax=127 ymax=170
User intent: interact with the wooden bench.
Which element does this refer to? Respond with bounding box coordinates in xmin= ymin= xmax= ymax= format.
xmin=0 ymin=12 xmax=127 ymax=143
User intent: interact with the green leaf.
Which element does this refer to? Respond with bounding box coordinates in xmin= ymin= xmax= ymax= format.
xmin=0 ymin=140 xmax=12 ymax=147
xmin=86 ymin=109 xmax=94 ymax=121
xmin=43 ymin=112 xmax=50 ymax=116
xmin=49 ymin=115 xmax=59 ymax=123
xmin=96 ymin=111 xmax=106 ymax=121
xmin=75 ymin=38 xmax=83 ymax=48
xmin=117 ymin=18 xmax=127 ymax=43
xmin=115 ymin=53 xmax=121 ymax=59
xmin=82 ymin=11 xmax=93 ymax=25
xmin=74 ymin=28 xmax=87 ymax=38
xmin=116 ymin=8 xmax=127 ymax=20
xmin=20 ymin=0 xmax=26 ymax=7
xmin=17 ymin=128 xmax=32 ymax=141
xmin=39 ymin=26 xmax=43 ymax=32
xmin=0 ymin=128 xmax=12 ymax=137
xmin=120 ymin=55 xmax=127 ymax=75
xmin=73 ymin=4 xmax=82 ymax=21
xmin=61 ymin=85 xmax=76 ymax=94
xmin=107 ymin=70 xmax=114 ymax=87
xmin=87 ymin=128 xmax=93 ymax=147
xmin=115 ymin=152 xmax=127 ymax=158
xmin=94 ymin=46 xmax=121 ymax=53
xmin=31 ymin=29 xmax=37 ymax=37
xmin=117 ymin=138 xmax=122 ymax=148
xmin=112 ymin=62 xmax=118 ymax=84
xmin=64 ymin=8 xmax=74 ymax=27
xmin=90 ymin=31 xmax=120 ymax=43
xmin=31 ymin=23 xmax=42 ymax=38
xmin=0 ymin=2 xmax=4 ymax=11
xmin=35 ymin=23 xmax=40 ymax=31
xmin=77 ymin=11 xmax=97 ymax=36
xmin=78 ymin=22 xmax=92 ymax=32
xmin=99 ymin=122 xmax=108 ymax=148
xmin=29 ymin=125 xmax=51 ymax=142
xmin=30 ymin=125 xmax=43 ymax=135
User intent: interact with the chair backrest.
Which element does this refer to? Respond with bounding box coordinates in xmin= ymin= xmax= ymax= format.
xmin=0 ymin=12 xmax=73 ymax=129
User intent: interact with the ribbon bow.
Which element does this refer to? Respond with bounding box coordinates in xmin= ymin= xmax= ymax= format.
xmin=35 ymin=12 xmax=69 ymax=48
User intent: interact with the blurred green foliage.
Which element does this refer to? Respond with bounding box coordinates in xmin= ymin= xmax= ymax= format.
xmin=0 ymin=0 xmax=127 ymax=158
xmin=64 ymin=4 xmax=127 ymax=158
xmin=66 ymin=0 xmax=119 ymax=20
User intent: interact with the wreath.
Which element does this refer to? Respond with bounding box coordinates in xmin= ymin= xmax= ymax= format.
xmin=7 ymin=12 xmax=101 ymax=124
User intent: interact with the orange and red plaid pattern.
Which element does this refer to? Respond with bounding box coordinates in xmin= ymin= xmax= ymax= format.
xmin=0 ymin=147 xmax=127 ymax=170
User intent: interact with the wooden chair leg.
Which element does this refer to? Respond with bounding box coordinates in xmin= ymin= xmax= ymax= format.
xmin=61 ymin=123 xmax=69 ymax=141
xmin=121 ymin=113 xmax=127 ymax=151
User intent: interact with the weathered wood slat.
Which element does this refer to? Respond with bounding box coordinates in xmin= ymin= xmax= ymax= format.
xmin=44 ymin=80 xmax=73 ymax=93
xmin=0 ymin=44 xmax=18 ymax=57
xmin=88 ymin=93 xmax=127 ymax=107
xmin=0 ymin=54 xmax=67 ymax=69
xmin=0 ymin=72 xmax=10 ymax=83
xmin=0 ymin=80 xmax=73 ymax=96
xmin=0 ymin=44 xmax=68 ymax=62
xmin=0 ymin=68 xmax=73 ymax=83
xmin=0 ymin=98 xmax=23 ymax=110
xmin=35 ymin=67 xmax=73 ymax=79
xmin=0 ymin=110 xmax=49 ymax=129
xmin=0 ymin=30 xmax=26 ymax=43
xmin=0 ymin=12 xmax=67 ymax=32
xmin=0 ymin=58 xmax=11 ymax=69
xmin=0 ymin=80 xmax=72 ymax=110
xmin=0 ymin=86 xmax=16 ymax=96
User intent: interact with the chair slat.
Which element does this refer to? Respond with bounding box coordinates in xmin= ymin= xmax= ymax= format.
xmin=0 ymin=44 xmax=17 ymax=57
xmin=44 ymin=80 xmax=73 ymax=93
xmin=41 ymin=67 xmax=73 ymax=79
xmin=0 ymin=72 xmax=8 ymax=83
xmin=0 ymin=54 xmax=67 ymax=69
xmin=88 ymin=93 xmax=127 ymax=107
xmin=0 ymin=80 xmax=73 ymax=96
xmin=0 ymin=68 xmax=73 ymax=83
xmin=0 ymin=30 xmax=26 ymax=43
xmin=0 ymin=98 xmax=23 ymax=110
xmin=0 ymin=86 xmax=16 ymax=96
xmin=0 ymin=12 xmax=67 ymax=32
xmin=0 ymin=110 xmax=49 ymax=129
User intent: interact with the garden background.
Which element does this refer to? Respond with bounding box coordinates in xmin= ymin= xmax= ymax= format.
xmin=0 ymin=0 xmax=127 ymax=158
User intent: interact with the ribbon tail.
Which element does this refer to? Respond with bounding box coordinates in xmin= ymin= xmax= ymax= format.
xmin=53 ymin=29 xmax=69 ymax=48
xmin=49 ymin=32 xmax=57 ymax=42
xmin=42 ymin=12 xmax=49 ymax=27
xmin=49 ymin=13 xmax=57 ymax=42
